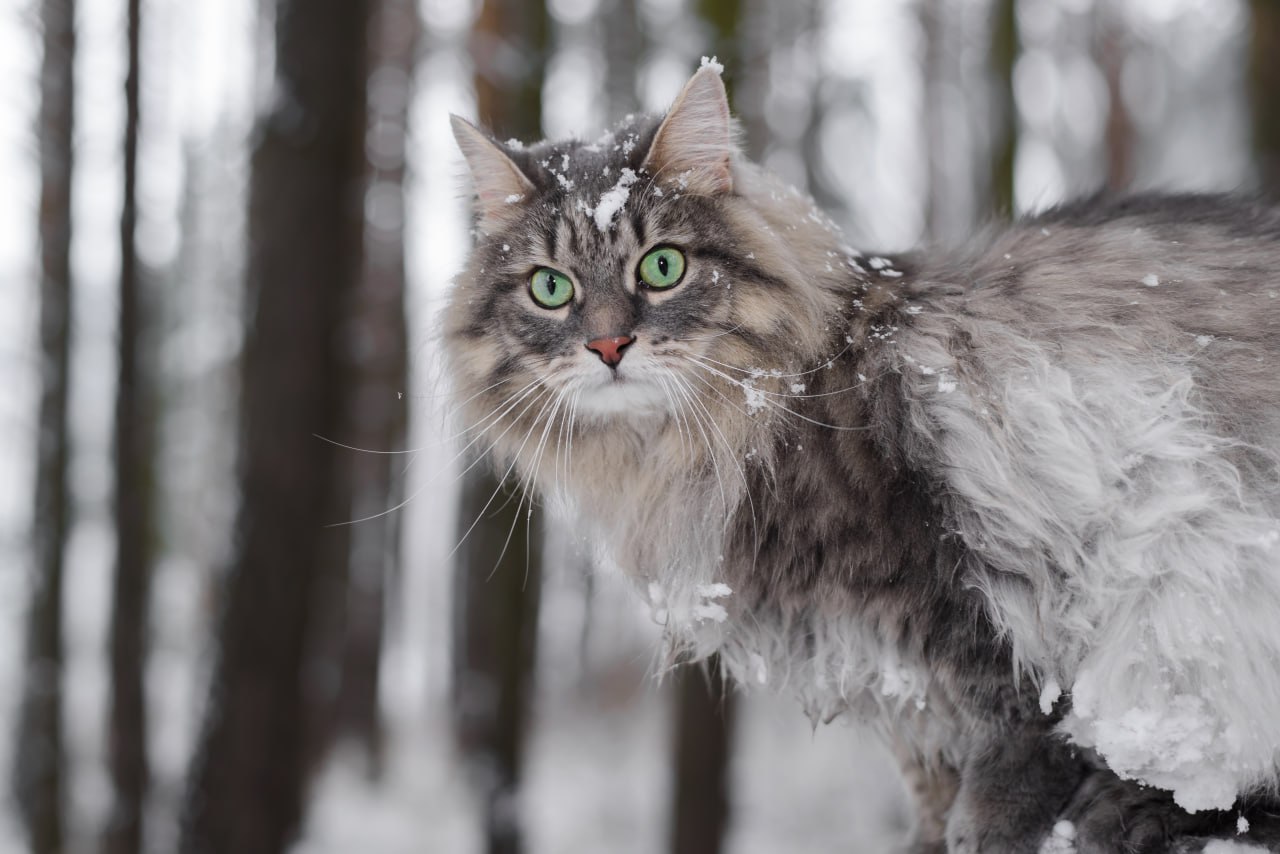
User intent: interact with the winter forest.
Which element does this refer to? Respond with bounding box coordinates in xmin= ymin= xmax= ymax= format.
xmin=0 ymin=0 xmax=1273 ymax=852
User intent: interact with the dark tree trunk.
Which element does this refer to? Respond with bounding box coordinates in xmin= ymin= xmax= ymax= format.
xmin=989 ymin=0 xmax=1019 ymax=217
xmin=328 ymin=0 xmax=419 ymax=778
xmin=601 ymin=0 xmax=641 ymax=122
xmin=14 ymin=2 xmax=75 ymax=851
xmin=1251 ymin=0 xmax=1280 ymax=194
xmin=1098 ymin=11 xmax=1132 ymax=193
xmin=452 ymin=4 xmax=549 ymax=853
xmin=106 ymin=0 xmax=154 ymax=850
xmin=179 ymin=0 xmax=372 ymax=851
xmin=695 ymin=0 xmax=743 ymax=101
xmin=670 ymin=660 xmax=735 ymax=854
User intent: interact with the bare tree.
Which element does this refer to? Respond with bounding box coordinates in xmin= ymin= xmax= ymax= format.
xmin=329 ymin=0 xmax=419 ymax=777
xmin=179 ymin=0 xmax=373 ymax=850
xmin=989 ymin=0 xmax=1019 ymax=216
xmin=601 ymin=0 xmax=642 ymax=122
xmin=453 ymin=3 xmax=549 ymax=852
xmin=105 ymin=0 xmax=155 ymax=850
xmin=14 ymin=2 xmax=76 ymax=851
xmin=1251 ymin=0 xmax=1280 ymax=194
xmin=671 ymin=663 xmax=736 ymax=854
xmin=1097 ymin=7 xmax=1133 ymax=193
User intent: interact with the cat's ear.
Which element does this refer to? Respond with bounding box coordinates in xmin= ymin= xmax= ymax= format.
xmin=642 ymin=65 xmax=734 ymax=195
xmin=450 ymin=114 xmax=537 ymax=233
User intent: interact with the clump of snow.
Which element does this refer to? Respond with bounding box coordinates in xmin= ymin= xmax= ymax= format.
xmin=1067 ymin=682 xmax=1238 ymax=812
xmin=696 ymin=583 xmax=732 ymax=600
xmin=1142 ymin=274 xmax=1160 ymax=287
xmin=868 ymin=256 xmax=890 ymax=270
xmin=1238 ymin=815 xmax=1250 ymax=834
xmin=936 ymin=377 xmax=957 ymax=394
xmin=700 ymin=55 xmax=724 ymax=74
xmin=1038 ymin=820 xmax=1077 ymax=854
xmin=1204 ymin=841 xmax=1269 ymax=854
xmin=593 ymin=167 xmax=638 ymax=232
xmin=1196 ymin=334 xmax=1214 ymax=347
xmin=742 ymin=379 xmax=767 ymax=415
xmin=692 ymin=602 xmax=728 ymax=623
xmin=749 ymin=653 xmax=768 ymax=685
xmin=790 ymin=383 xmax=806 ymax=394
xmin=1039 ymin=678 xmax=1062 ymax=715
xmin=503 ymin=193 xmax=523 ymax=204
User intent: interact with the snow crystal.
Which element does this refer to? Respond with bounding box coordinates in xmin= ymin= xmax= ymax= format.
xmin=1039 ymin=678 xmax=1062 ymax=715
xmin=696 ymin=583 xmax=732 ymax=600
xmin=700 ymin=55 xmax=724 ymax=74
xmin=1238 ymin=815 xmax=1250 ymax=834
xmin=501 ymin=244 xmax=510 ymax=252
xmin=1142 ymin=274 xmax=1160 ymax=287
xmin=868 ymin=256 xmax=890 ymax=270
xmin=593 ymin=168 xmax=638 ymax=232
xmin=936 ymin=378 xmax=957 ymax=394
xmin=905 ymin=305 xmax=923 ymax=315
xmin=1196 ymin=334 xmax=1214 ymax=347
xmin=505 ymin=138 xmax=524 ymax=149
xmin=749 ymin=653 xmax=768 ymax=685
xmin=503 ymin=194 xmax=523 ymax=204
xmin=790 ymin=383 xmax=806 ymax=394
xmin=879 ymin=269 xmax=903 ymax=278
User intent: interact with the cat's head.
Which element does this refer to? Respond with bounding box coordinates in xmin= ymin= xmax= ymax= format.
xmin=444 ymin=65 xmax=848 ymax=466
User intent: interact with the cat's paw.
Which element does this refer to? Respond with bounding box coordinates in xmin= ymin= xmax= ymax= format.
xmin=1058 ymin=769 xmax=1199 ymax=854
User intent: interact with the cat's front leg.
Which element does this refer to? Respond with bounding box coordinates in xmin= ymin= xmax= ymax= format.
xmin=944 ymin=720 xmax=1086 ymax=854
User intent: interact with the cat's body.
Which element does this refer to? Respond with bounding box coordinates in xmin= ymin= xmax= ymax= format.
xmin=445 ymin=66 xmax=1280 ymax=852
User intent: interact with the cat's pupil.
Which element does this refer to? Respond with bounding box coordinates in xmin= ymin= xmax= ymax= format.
xmin=546 ymin=273 xmax=557 ymax=294
xmin=657 ymin=255 xmax=669 ymax=276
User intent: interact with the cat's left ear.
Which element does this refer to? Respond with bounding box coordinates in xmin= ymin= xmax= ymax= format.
xmin=642 ymin=65 xmax=734 ymax=195
xmin=450 ymin=114 xmax=537 ymax=233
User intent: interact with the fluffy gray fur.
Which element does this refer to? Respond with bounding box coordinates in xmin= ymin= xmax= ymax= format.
xmin=444 ymin=66 xmax=1280 ymax=853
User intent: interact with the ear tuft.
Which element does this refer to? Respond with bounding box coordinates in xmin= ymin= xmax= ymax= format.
xmin=641 ymin=65 xmax=733 ymax=195
xmin=450 ymin=114 xmax=537 ymax=233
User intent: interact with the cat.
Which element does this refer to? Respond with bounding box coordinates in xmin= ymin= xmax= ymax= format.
xmin=444 ymin=61 xmax=1280 ymax=853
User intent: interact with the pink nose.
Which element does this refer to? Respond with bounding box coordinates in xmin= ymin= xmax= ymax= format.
xmin=585 ymin=335 xmax=635 ymax=367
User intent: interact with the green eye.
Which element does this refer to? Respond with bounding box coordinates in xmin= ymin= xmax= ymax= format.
xmin=638 ymin=246 xmax=686 ymax=290
xmin=529 ymin=267 xmax=574 ymax=308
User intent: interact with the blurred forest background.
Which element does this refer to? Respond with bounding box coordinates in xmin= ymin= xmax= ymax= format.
xmin=0 ymin=0 xmax=1271 ymax=852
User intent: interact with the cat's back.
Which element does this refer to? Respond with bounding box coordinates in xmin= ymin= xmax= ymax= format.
xmin=903 ymin=192 xmax=1280 ymax=463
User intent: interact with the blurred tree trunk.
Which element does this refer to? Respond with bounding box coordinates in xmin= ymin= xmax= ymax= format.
xmin=14 ymin=1 xmax=75 ymax=852
xmin=106 ymin=0 xmax=154 ymax=850
xmin=1097 ymin=10 xmax=1132 ymax=193
xmin=696 ymin=0 xmax=743 ymax=100
xmin=671 ymin=662 xmax=735 ymax=854
xmin=453 ymin=3 xmax=548 ymax=853
xmin=989 ymin=0 xmax=1018 ymax=216
xmin=179 ymin=0 xmax=372 ymax=850
xmin=602 ymin=0 xmax=641 ymax=122
xmin=1251 ymin=0 xmax=1280 ymax=194
xmin=327 ymin=0 xmax=419 ymax=778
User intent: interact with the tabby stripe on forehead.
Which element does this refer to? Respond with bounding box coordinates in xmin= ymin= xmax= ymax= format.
xmin=542 ymin=217 xmax=557 ymax=260
xmin=694 ymin=246 xmax=791 ymax=290
xmin=629 ymin=207 xmax=648 ymax=246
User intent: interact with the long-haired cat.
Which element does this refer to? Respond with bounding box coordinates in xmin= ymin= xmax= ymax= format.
xmin=443 ymin=63 xmax=1280 ymax=853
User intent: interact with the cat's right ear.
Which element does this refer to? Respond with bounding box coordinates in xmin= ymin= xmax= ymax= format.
xmin=450 ymin=114 xmax=537 ymax=234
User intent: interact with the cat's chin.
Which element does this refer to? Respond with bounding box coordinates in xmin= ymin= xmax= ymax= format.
xmin=573 ymin=377 xmax=670 ymax=420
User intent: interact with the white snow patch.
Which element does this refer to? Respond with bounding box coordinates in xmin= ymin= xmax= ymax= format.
xmin=696 ymin=583 xmax=732 ymax=600
xmin=1038 ymin=820 xmax=1077 ymax=854
xmin=1204 ymin=842 xmax=1269 ymax=854
xmin=1142 ymin=273 xmax=1160 ymax=287
xmin=742 ymin=380 xmax=767 ymax=415
xmin=692 ymin=603 xmax=728 ymax=623
xmin=1238 ymin=815 xmax=1250 ymax=834
xmin=1039 ymin=678 xmax=1062 ymax=715
xmin=593 ymin=168 xmax=638 ymax=232
xmin=699 ymin=55 xmax=724 ymax=74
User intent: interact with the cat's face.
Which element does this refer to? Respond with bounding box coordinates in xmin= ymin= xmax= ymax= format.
xmin=444 ymin=67 xmax=841 ymax=461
